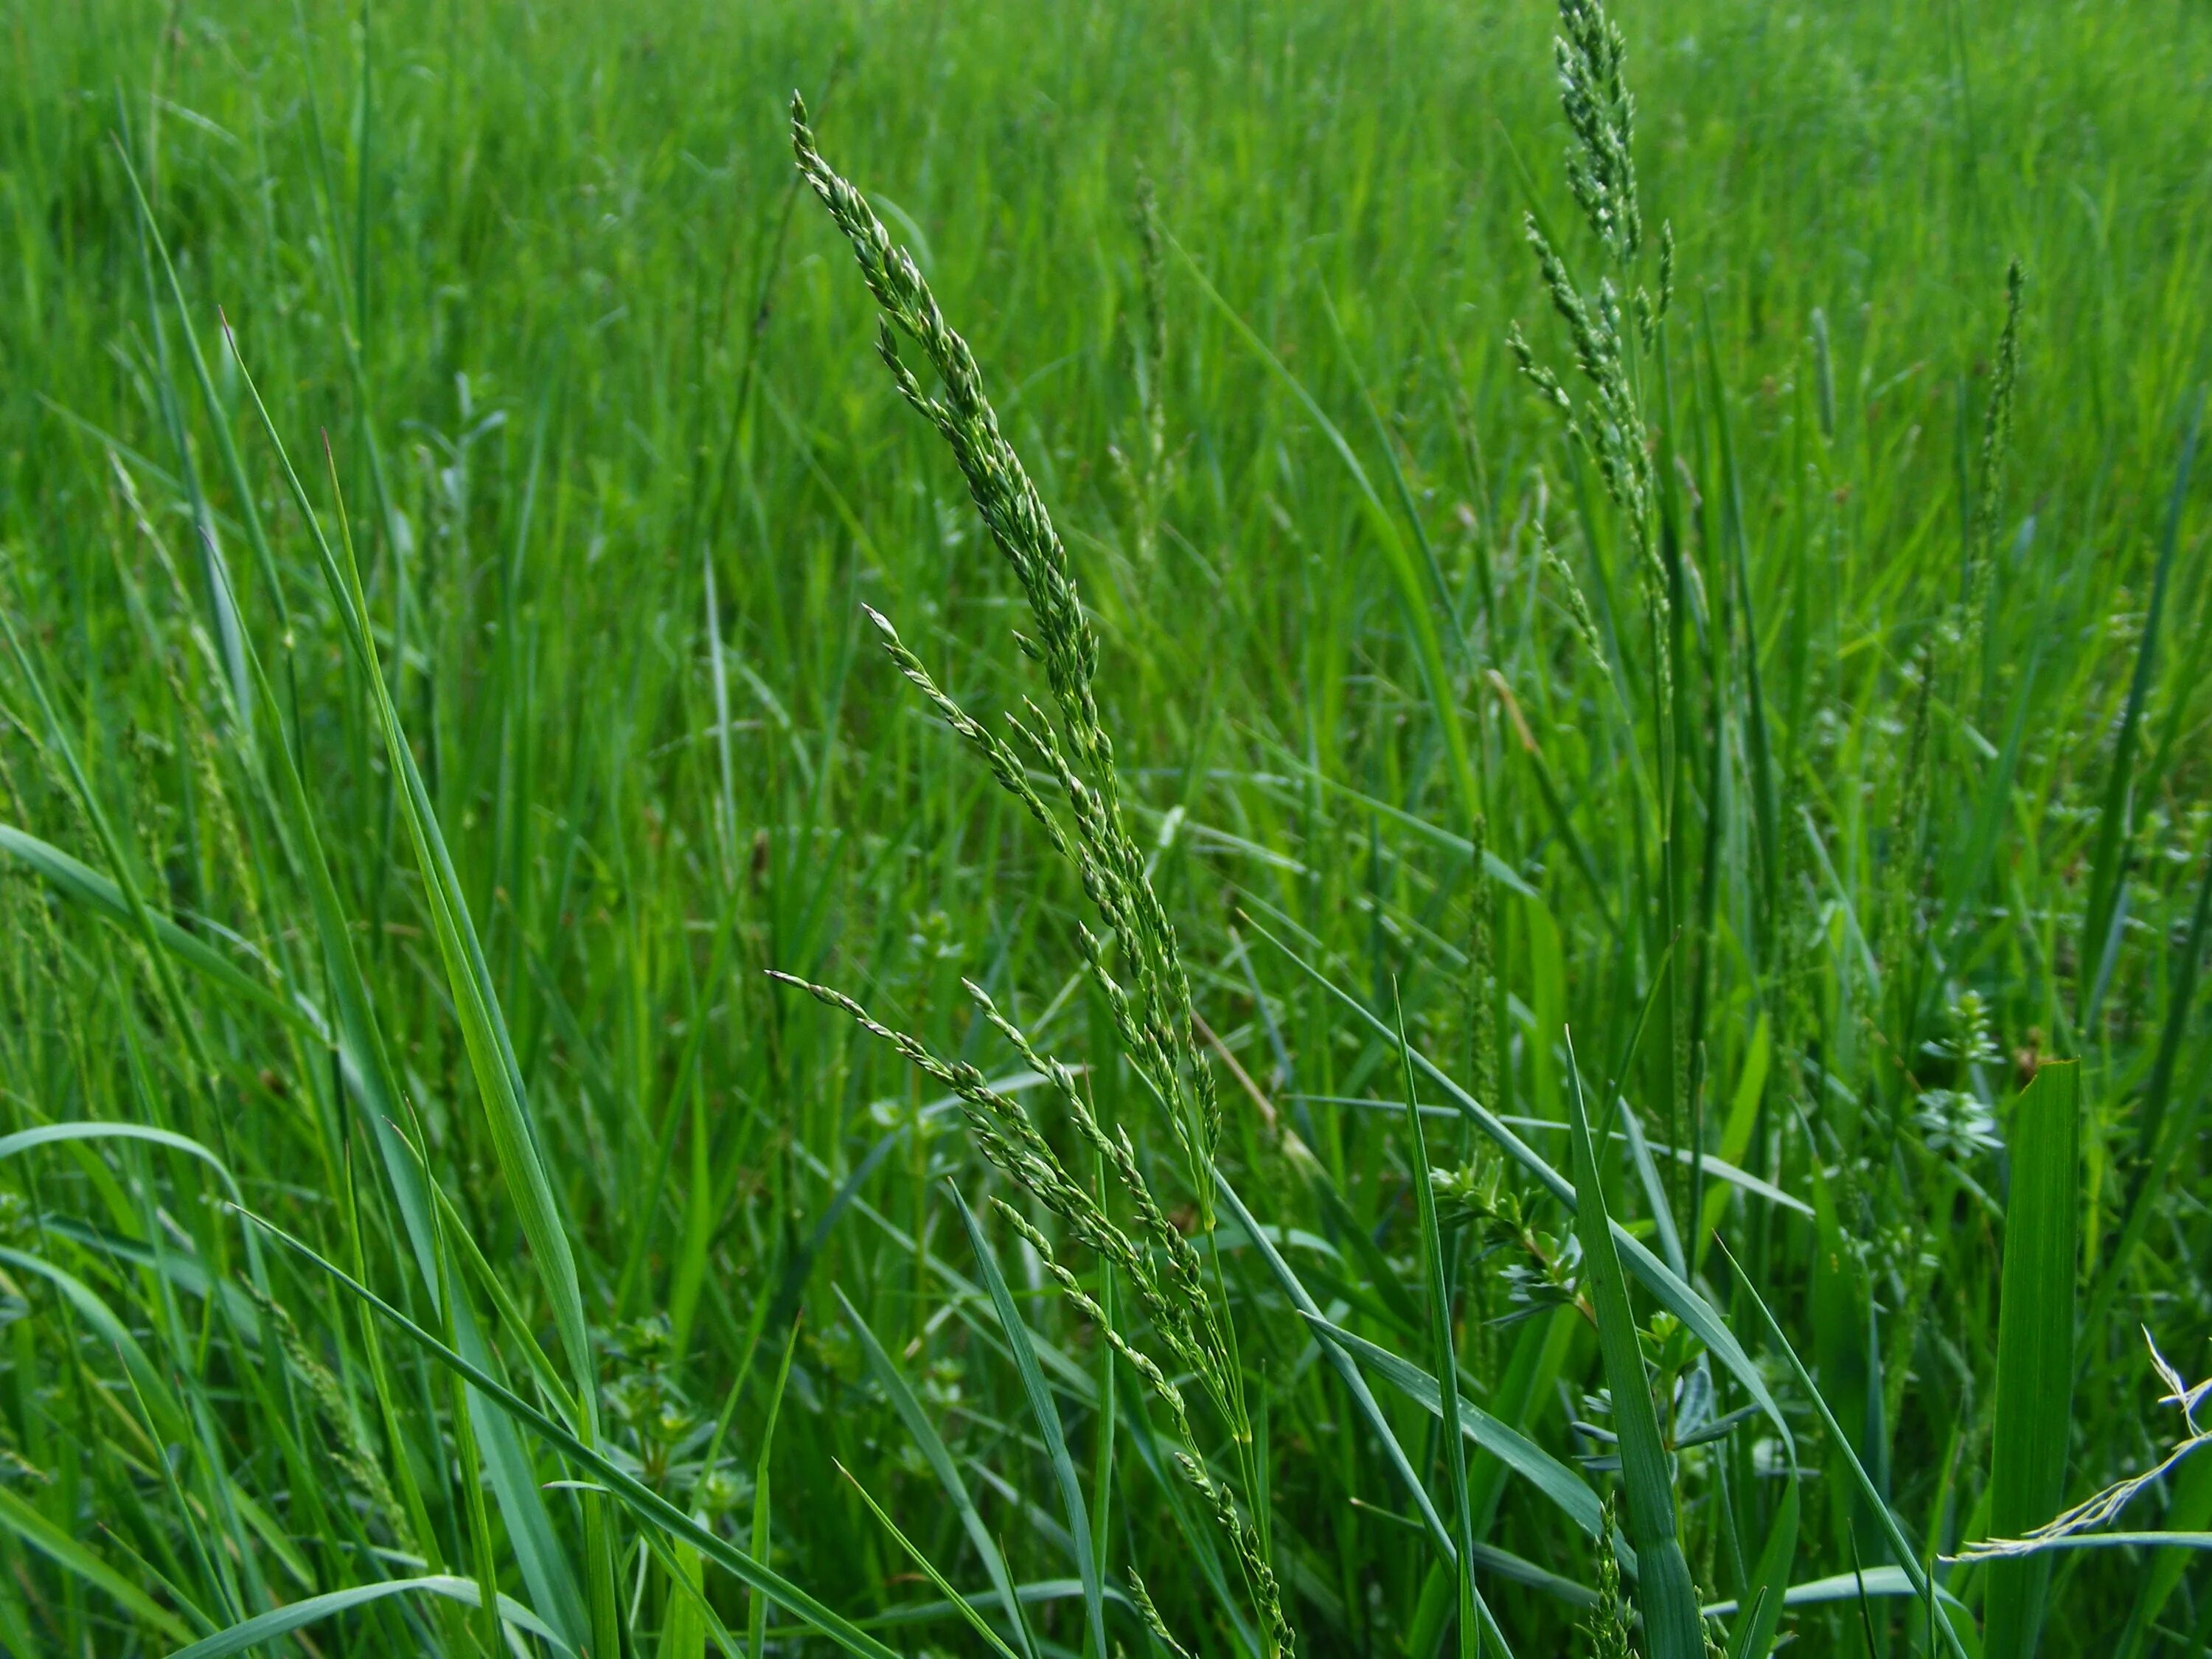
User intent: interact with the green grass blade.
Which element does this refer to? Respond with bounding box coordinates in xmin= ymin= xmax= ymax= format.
xmin=1213 ymin=1172 xmax=1456 ymax=1557
xmin=1702 ymin=1562 xmax=1972 ymax=1618
xmin=2080 ymin=400 xmax=2201 ymax=1015
xmin=1724 ymin=1475 xmax=1795 ymax=1659
xmin=182 ymin=380 xmax=594 ymax=1650
xmin=240 ymin=1208 xmax=903 ymax=1659
xmin=1300 ymin=1314 xmax=1609 ymax=1545
xmin=835 ymin=1460 xmax=1024 ymax=1659
xmin=223 ymin=325 xmax=597 ymax=1413
xmin=750 ymin=1318 xmax=802 ymax=1659
xmin=1394 ymin=985 xmax=1484 ymax=1659
xmin=838 ymin=1286 xmax=1035 ymax=1659
xmin=159 ymin=1573 xmax=577 ymax=1659
xmin=0 ymin=826 xmax=306 ymax=1033
xmin=1985 ymin=1060 xmax=2082 ymax=1659
xmin=222 ymin=343 xmax=620 ymax=1652
xmin=1717 ymin=1239 xmax=1970 ymax=1659
xmin=947 ymin=1186 xmax=1107 ymax=1659
xmin=0 ymin=1121 xmax=239 ymax=1203
xmin=0 ymin=1247 xmax=189 ymax=1446
xmin=1248 ymin=918 xmax=1792 ymax=1442
xmin=1564 ymin=1031 xmax=1705 ymax=1659
xmin=0 ymin=1484 xmax=193 ymax=1646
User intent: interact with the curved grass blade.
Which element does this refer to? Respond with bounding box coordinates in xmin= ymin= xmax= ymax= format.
xmin=159 ymin=1573 xmax=575 ymax=1659
xmin=0 ymin=1246 xmax=189 ymax=1444
xmin=947 ymin=1185 xmax=1107 ymax=1659
xmin=1246 ymin=917 xmax=1792 ymax=1447
xmin=1565 ymin=1031 xmax=1705 ymax=1658
xmin=0 ymin=827 xmax=307 ymax=1034
xmin=838 ymin=1286 xmax=1034 ymax=1659
xmin=238 ymin=1208 xmax=902 ymax=1659
xmin=1715 ymin=1237 xmax=1970 ymax=1659
xmin=1298 ymin=1314 xmax=1610 ymax=1547
xmin=1701 ymin=1562 xmax=1970 ymax=1618
xmin=0 ymin=1484 xmax=192 ymax=1646
xmin=2081 ymin=396 xmax=2202 ymax=1017
xmin=1212 ymin=1172 xmax=1454 ymax=1555
xmin=220 ymin=322 xmax=597 ymax=1418
xmin=221 ymin=329 xmax=618 ymax=1648
xmin=0 ymin=1121 xmax=241 ymax=1205
xmin=835 ymin=1460 xmax=1023 ymax=1659
xmin=1304 ymin=1099 xmax=1808 ymax=1217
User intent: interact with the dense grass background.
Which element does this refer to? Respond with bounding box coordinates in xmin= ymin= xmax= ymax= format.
xmin=3 ymin=0 xmax=2211 ymax=1653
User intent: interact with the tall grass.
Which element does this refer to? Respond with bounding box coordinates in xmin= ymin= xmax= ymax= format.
xmin=1 ymin=0 xmax=2210 ymax=1655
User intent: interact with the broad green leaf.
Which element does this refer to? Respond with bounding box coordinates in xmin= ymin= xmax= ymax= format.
xmin=1986 ymin=1060 xmax=2082 ymax=1659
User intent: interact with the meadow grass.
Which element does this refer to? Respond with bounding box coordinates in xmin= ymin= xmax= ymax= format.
xmin=1 ymin=0 xmax=2211 ymax=1654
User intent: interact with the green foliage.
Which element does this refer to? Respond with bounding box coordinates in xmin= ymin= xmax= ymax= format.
xmin=0 ymin=0 xmax=2208 ymax=1654
xmin=1983 ymin=1060 xmax=2082 ymax=1659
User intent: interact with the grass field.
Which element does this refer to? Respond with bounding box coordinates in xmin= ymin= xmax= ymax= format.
xmin=4 ymin=0 xmax=2211 ymax=1653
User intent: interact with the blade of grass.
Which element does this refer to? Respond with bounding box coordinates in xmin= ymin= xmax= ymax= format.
xmin=948 ymin=1184 xmax=1107 ymax=1659
xmin=838 ymin=1286 xmax=1035 ymax=1659
xmin=1247 ymin=917 xmax=1792 ymax=1443
xmin=1564 ymin=1029 xmax=1705 ymax=1659
xmin=159 ymin=1573 xmax=577 ymax=1659
xmin=749 ymin=1316 xmax=802 ymax=1659
xmin=1395 ymin=983 xmax=1484 ymax=1659
xmin=1725 ymin=1480 xmax=1795 ymax=1659
xmin=0 ymin=827 xmax=307 ymax=1034
xmin=835 ymin=1460 xmax=1025 ymax=1659
xmin=1299 ymin=1314 xmax=1611 ymax=1546
xmin=1716 ymin=1238 xmax=1971 ymax=1659
xmin=1985 ymin=1060 xmax=2082 ymax=1659
xmin=2080 ymin=397 xmax=2201 ymax=1018
xmin=219 ymin=473 xmax=591 ymax=1647
xmin=239 ymin=1207 xmax=904 ymax=1659
xmin=1213 ymin=1170 xmax=1456 ymax=1557
xmin=0 ymin=1485 xmax=192 ymax=1646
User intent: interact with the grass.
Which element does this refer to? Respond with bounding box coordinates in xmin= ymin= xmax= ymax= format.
xmin=1 ymin=0 xmax=2210 ymax=1654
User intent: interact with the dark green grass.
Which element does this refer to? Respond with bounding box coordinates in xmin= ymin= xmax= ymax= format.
xmin=1 ymin=0 xmax=2210 ymax=1654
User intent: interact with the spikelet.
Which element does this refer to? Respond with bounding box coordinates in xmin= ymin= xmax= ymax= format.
xmin=1958 ymin=258 xmax=2025 ymax=709
xmin=1511 ymin=0 xmax=1673 ymax=698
